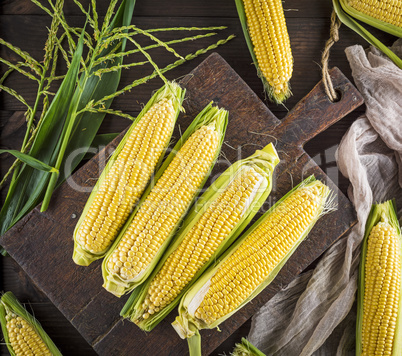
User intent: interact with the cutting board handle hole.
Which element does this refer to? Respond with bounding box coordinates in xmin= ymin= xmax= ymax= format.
xmin=330 ymin=88 xmax=342 ymax=103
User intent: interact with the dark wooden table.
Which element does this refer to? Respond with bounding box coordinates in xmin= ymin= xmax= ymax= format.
xmin=0 ymin=1 xmax=397 ymax=355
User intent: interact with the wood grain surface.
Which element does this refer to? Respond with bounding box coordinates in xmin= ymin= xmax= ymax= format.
xmin=1 ymin=0 xmax=398 ymax=355
xmin=1 ymin=53 xmax=363 ymax=355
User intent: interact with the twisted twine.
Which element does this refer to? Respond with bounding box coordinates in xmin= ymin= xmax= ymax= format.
xmin=321 ymin=10 xmax=341 ymax=102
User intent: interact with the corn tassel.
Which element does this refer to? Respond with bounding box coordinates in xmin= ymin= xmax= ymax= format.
xmin=235 ymin=0 xmax=293 ymax=103
xmin=73 ymin=82 xmax=185 ymax=266
xmin=172 ymin=176 xmax=334 ymax=356
xmin=340 ymin=0 xmax=402 ymax=37
xmin=120 ymin=143 xmax=280 ymax=330
xmin=102 ymin=103 xmax=228 ymax=297
xmin=356 ymin=200 xmax=402 ymax=356
xmin=0 ymin=292 xmax=62 ymax=356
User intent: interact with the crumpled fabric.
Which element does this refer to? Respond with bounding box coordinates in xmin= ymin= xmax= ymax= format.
xmin=248 ymin=39 xmax=402 ymax=355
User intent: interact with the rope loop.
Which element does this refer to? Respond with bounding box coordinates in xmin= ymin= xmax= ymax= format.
xmin=322 ymin=10 xmax=341 ymax=102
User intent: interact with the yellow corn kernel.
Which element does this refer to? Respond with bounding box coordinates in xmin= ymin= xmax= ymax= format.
xmin=348 ymin=0 xmax=402 ymax=28
xmin=242 ymin=0 xmax=293 ymax=102
xmin=106 ymin=124 xmax=220 ymax=282
xmin=75 ymin=98 xmax=175 ymax=255
xmin=194 ymin=182 xmax=326 ymax=325
xmin=5 ymin=313 xmax=51 ymax=356
xmin=361 ymin=221 xmax=401 ymax=355
xmin=140 ymin=167 xmax=265 ymax=317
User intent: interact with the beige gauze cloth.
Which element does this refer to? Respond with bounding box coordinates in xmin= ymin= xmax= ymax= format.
xmin=248 ymin=39 xmax=402 ymax=355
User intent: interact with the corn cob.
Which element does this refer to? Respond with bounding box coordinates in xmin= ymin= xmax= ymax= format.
xmin=102 ymin=103 xmax=228 ymax=297
xmin=172 ymin=176 xmax=334 ymax=355
xmin=0 ymin=292 xmax=62 ymax=356
xmin=356 ymin=200 xmax=402 ymax=356
xmin=235 ymin=0 xmax=293 ymax=104
xmin=73 ymin=82 xmax=185 ymax=266
xmin=121 ymin=143 xmax=280 ymax=330
xmin=231 ymin=338 xmax=266 ymax=356
xmin=340 ymin=0 xmax=402 ymax=36
xmin=334 ymin=0 xmax=402 ymax=70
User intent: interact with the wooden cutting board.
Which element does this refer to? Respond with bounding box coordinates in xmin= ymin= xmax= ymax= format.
xmin=1 ymin=53 xmax=363 ymax=355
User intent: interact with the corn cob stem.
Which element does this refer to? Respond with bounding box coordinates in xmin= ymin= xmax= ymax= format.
xmin=73 ymin=82 xmax=185 ymax=266
xmin=102 ymin=103 xmax=228 ymax=297
xmin=231 ymin=338 xmax=266 ymax=356
xmin=357 ymin=200 xmax=402 ymax=356
xmin=0 ymin=292 xmax=62 ymax=356
xmin=121 ymin=143 xmax=279 ymax=331
xmin=172 ymin=176 xmax=334 ymax=355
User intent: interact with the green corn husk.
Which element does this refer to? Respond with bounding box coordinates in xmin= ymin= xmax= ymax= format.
xmin=234 ymin=0 xmax=293 ymax=104
xmin=72 ymin=82 xmax=185 ymax=266
xmin=333 ymin=0 xmax=402 ymax=69
xmin=172 ymin=176 xmax=334 ymax=356
xmin=102 ymin=103 xmax=229 ymax=297
xmin=356 ymin=200 xmax=402 ymax=355
xmin=231 ymin=338 xmax=266 ymax=356
xmin=340 ymin=0 xmax=402 ymax=37
xmin=120 ymin=143 xmax=280 ymax=331
xmin=0 ymin=292 xmax=62 ymax=356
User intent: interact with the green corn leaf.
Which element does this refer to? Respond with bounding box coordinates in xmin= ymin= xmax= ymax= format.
xmin=91 ymin=132 xmax=119 ymax=147
xmin=55 ymin=0 xmax=136 ymax=187
xmin=82 ymin=132 xmax=120 ymax=160
xmin=0 ymin=26 xmax=84 ymax=236
xmin=81 ymin=133 xmax=119 ymax=160
xmin=0 ymin=150 xmax=58 ymax=173
xmin=333 ymin=0 xmax=402 ymax=69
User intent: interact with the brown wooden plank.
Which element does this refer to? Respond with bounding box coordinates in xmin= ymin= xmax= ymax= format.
xmin=273 ymin=67 xmax=362 ymax=152
xmin=1 ymin=53 xmax=362 ymax=355
xmin=1 ymin=0 xmax=333 ymax=18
